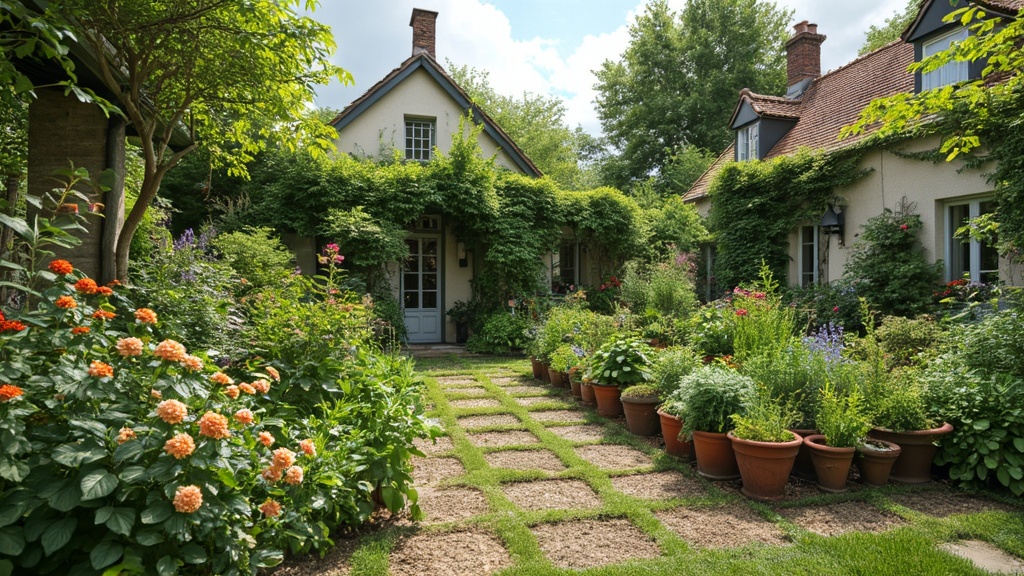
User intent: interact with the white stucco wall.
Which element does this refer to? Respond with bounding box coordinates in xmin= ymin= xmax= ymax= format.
xmin=335 ymin=67 xmax=524 ymax=173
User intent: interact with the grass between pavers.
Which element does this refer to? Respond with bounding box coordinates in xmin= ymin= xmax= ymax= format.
xmin=343 ymin=355 xmax=1024 ymax=576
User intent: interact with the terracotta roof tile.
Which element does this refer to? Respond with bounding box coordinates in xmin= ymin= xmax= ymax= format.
xmin=742 ymin=91 xmax=802 ymax=120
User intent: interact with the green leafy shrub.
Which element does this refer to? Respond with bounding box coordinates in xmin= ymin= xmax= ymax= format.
xmin=650 ymin=347 xmax=700 ymax=399
xmin=621 ymin=384 xmax=659 ymax=400
xmin=585 ymin=335 xmax=653 ymax=387
xmin=211 ymin=226 xmax=294 ymax=290
xmin=730 ymin=386 xmax=802 ymax=443
xmin=871 ymin=370 xmax=934 ymax=432
xmin=816 ymin=382 xmax=871 ymax=448
xmin=465 ymin=311 xmax=531 ymax=354
xmin=675 ymin=365 xmax=755 ymax=436
xmin=687 ymin=301 xmax=734 ymax=357
xmin=730 ymin=263 xmax=798 ymax=361
xmin=785 ymin=280 xmax=865 ymax=333
xmin=549 ymin=344 xmax=581 ymax=373
xmin=741 ymin=344 xmax=828 ymax=430
xmin=875 ymin=315 xmax=943 ymax=369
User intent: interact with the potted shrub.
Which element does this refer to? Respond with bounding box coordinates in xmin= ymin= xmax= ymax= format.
xmin=651 ymin=348 xmax=700 ymax=459
xmin=803 ymin=383 xmax=871 ymax=493
xmin=857 ymin=438 xmax=902 ymax=487
xmin=524 ymin=326 xmax=546 ymax=380
xmin=585 ymin=335 xmax=653 ymax=418
xmin=728 ymin=386 xmax=803 ymax=501
xmin=446 ymin=300 xmax=476 ymax=344
xmin=579 ymin=375 xmax=597 ymax=406
xmin=620 ymin=384 xmax=661 ymax=436
xmin=677 ymin=365 xmax=755 ymax=480
xmin=548 ymin=345 xmax=577 ymax=389
xmin=866 ymin=373 xmax=952 ymax=484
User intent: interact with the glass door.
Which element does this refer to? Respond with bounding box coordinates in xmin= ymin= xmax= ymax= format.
xmin=403 ymin=236 xmax=442 ymax=342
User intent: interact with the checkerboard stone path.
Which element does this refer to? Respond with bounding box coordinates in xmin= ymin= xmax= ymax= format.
xmin=272 ymin=358 xmax=1024 ymax=576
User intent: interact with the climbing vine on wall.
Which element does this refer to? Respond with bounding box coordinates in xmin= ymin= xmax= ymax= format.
xmin=707 ymin=149 xmax=866 ymax=291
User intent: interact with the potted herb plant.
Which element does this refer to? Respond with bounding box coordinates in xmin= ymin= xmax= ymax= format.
xmin=651 ymin=347 xmax=701 ymax=459
xmin=728 ymin=386 xmax=803 ymax=501
xmin=548 ymin=345 xmax=577 ymax=390
xmin=803 ymin=382 xmax=871 ymax=493
xmin=584 ymin=335 xmax=653 ymax=418
xmin=620 ymin=384 xmax=661 ymax=436
xmin=866 ymin=373 xmax=952 ymax=484
xmin=677 ymin=364 xmax=755 ymax=480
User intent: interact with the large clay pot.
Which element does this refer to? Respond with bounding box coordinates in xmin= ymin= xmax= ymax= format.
xmin=868 ymin=422 xmax=953 ymax=484
xmin=568 ymin=373 xmax=582 ymax=399
xmin=658 ymin=410 xmax=692 ymax=460
xmin=591 ymin=384 xmax=623 ymax=418
xmin=530 ymin=356 xmax=545 ymax=380
xmin=691 ymin=430 xmax=740 ymax=480
xmin=540 ymin=363 xmax=551 ymax=383
xmin=580 ymin=382 xmax=597 ymax=406
xmin=790 ymin=428 xmax=819 ymax=480
xmin=548 ymin=368 xmax=567 ymax=388
xmin=729 ymin=430 xmax=802 ymax=501
xmin=856 ymin=439 xmax=902 ymax=487
xmin=621 ymin=396 xmax=661 ymax=436
xmin=804 ymin=434 xmax=855 ymax=493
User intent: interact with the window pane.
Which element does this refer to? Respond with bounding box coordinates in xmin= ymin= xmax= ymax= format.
xmin=422 ymin=274 xmax=437 ymax=290
xmin=404 ymin=273 xmax=419 ymax=289
xmin=422 ymin=292 xmax=438 ymax=309
xmin=404 ymin=292 xmax=419 ymax=309
xmin=424 ymin=240 xmax=438 ymax=255
xmin=423 ymin=256 xmax=437 ymax=272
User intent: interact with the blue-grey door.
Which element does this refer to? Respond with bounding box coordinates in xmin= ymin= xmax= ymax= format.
xmin=403 ymin=235 xmax=442 ymax=343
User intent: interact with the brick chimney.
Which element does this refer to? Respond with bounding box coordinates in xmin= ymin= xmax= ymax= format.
xmin=785 ymin=21 xmax=826 ymax=97
xmin=410 ymin=8 xmax=438 ymax=58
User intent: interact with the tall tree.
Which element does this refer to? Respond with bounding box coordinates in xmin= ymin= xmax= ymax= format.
xmin=447 ymin=63 xmax=596 ymax=190
xmin=860 ymin=0 xmax=919 ymax=55
xmin=55 ymin=0 xmax=349 ymax=279
xmin=594 ymin=0 xmax=791 ymax=187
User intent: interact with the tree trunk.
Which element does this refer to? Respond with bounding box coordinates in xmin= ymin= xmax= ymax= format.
xmin=101 ymin=118 xmax=126 ymax=285
xmin=114 ymin=175 xmax=161 ymax=281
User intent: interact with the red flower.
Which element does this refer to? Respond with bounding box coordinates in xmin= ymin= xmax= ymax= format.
xmin=0 ymin=384 xmax=24 ymax=402
xmin=900 ymin=224 xmax=909 ymax=231
xmin=735 ymin=308 xmax=749 ymax=317
xmin=832 ymin=306 xmax=839 ymax=313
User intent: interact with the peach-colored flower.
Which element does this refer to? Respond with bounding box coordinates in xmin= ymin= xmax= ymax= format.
xmin=180 ymin=355 xmax=203 ymax=371
xmin=71 ymin=326 xmax=90 ymax=335
xmin=224 ymin=385 xmax=240 ymax=399
xmin=153 ymin=339 xmax=186 ymax=362
xmin=164 ymin=433 xmax=196 ymax=459
xmin=88 ymin=360 xmax=113 ymax=378
xmin=284 ymin=466 xmax=303 ymax=485
xmin=233 ymin=408 xmax=254 ymax=425
xmin=259 ymin=431 xmax=274 ymax=447
xmin=0 ymin=384 xmax=24 ymax=402
xmin=74 ymin=278 xmax=97 ymax=294
xmin=117 ymin=337 xmax=144 ymax=357
xmin=265 ymin=366 xmax=280 ymax=381
xmin=259 ymin=498 xmax=282 ymax=517
xmin=173 ymin=485 xmax=202 ymax=513
xmin=95 ymin=286 xmax=113 ymax=297
xmin=134 ymin=308 xmax=158 ymax=324
xmin=198 ymin=411 xmax=230 ymax=439
xmin=91 ymin=309 xmax=116 ymax=320
xmin=272 ymin=447 xmax=296 ymax=469
xmin=299 ymin=438 xmax=316 ymax=456
xmin=117 ymin=427 xmax=136 ymax=444
xmin=150 ymin=388 xmax=162 ymax=400
xmin=261 ymin=466 xmax=282 ymax=483
xmin=210 ymin=372 xmax=233 ymax=386
xmin=55 ymin=296 xmax=77 ymax=309
xmin=239 ymin=383 xmax=256 ymax=395
xmin=252 ymin=379 xmax=270 ymax=394
xmin=155 ymin=399 xmax=187 ymax=424
xmin=48 ymin=260 xmax=73 ymax=275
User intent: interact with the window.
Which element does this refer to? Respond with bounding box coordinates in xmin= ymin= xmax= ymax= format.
xmin=736 ymin=122 xmax=759 ymax=161
xmin=551 ymin=240 xmax=578 ymax=293
xmin=922 ymin=28 xmax=969 ymax=90
xmin=799 ymin=226 xmax=819 ymax=287
xmin=405 ymin=118 xmax=435 ymax=161
xmin=946 ymin=199 xmax=999 ymax=283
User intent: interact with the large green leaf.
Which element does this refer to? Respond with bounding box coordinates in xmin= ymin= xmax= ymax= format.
xmin=81 ymin=470 xmax=118 ymax=500
xmin=0 ymin=527 xmax=25 ymax=556
xmin=41 ymin=517 xmax=76 ymax=556
xmin=141 ymin=501 xmax=172 ymax=525
xmin=179 ymin=543 xmax=207 ymax=564
xmin=104 ymin=508 xmax=134 ymax=537
xmin=90 ymin=540 xmax=123 ymax=570
xmin=156 ymin=555 xmax=178 ymax=576
xmin=48 ymin=483 xmax=82 ymax=512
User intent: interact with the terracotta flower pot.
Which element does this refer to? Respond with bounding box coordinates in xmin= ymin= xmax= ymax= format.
xmin=729 ymin=430 xmax=802 ymax=502
xmin=580 ymin=382 xmax=597 ymax=406
xmin=540 ymin=363 xmax=551 ymax=383
xmin=856 ymin=439 xmax=902 ymax=487
xmin=790 ymin=428 xmax=819 ymax=480
xmin=548 ymin=368 xmax=567 ymax=388
xmin=868 ymin=422 xmax=953 ymax=484
xmin=621 ymin=396 xmax=661 ymax=436
xmin=691 ymin=430 xmax=739 ymax=480
xmin=804 ymin=434 xmax=855 ymax=493
xmin=591 ymin=384 xmax=623 ymax=417
xmin=530 ymin=356 xmax=545 ymax=380
xmin=569 ymin=375 xmax=582 ymax=399
xmin=657 ymin=410 xmax=692 ymax=460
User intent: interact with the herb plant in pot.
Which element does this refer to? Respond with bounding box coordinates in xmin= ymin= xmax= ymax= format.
xmin=866 ymin=375 xmax=952 ymax=484
xmin=677 ymin=365 xmax=755 ymax=480
xmin=652 ymin=347 xmax=700 ymax=458
xmin=803 ymin=383 xmax=871 ymax=493
xmin=548 ymin=345 xmax=577 ymax=389
xmin=728 ymin=386 xmax=803 ymax=501
xmin=585 ymin=335 xmax=653 ymax=418
xmin=621 ymin=384 xmax=661 ymax=436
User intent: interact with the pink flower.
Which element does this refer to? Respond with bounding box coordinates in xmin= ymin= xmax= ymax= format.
xmin=900 ymin=224 xmax=909 ymax=231
xmin=735 ymin=308 xmax=749 ymax=317
xmin=833 ymin=306 xmax=840 ymax=313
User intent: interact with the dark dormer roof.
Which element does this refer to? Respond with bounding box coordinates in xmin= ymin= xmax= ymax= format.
xmin=903 ymin=0 xmax=1023 ymax=42
xmin=329 ymin=53 xmax=542 ymax=178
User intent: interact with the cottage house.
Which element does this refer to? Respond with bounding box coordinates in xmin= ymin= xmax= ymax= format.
xmin=326 ymin=8 xmax=544 ymax=343
xmin=684 ymin=0 xmax=1023 ymax=293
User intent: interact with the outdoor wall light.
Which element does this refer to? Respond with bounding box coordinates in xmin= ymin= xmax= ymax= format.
xmin=457 ymin=242 xmax=467 ymax=267
xmin=820 ymin=204 xmax=845 ymax=246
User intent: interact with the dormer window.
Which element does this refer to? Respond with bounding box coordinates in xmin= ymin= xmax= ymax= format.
xmin=737 ymin=122 xmax=759 ymax=161
xmin=405 ymin=116 xmax=435 ymax=161
xmin=921 ymin=27 xmax=968 ymax=90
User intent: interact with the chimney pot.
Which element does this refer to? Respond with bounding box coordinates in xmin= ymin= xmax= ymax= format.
xmin=785 ymin=21 xmax=826 ymax=94
xmin=410 ymin=8 xmax=439 ymax=59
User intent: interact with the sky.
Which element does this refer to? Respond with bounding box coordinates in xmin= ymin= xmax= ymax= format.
xmin=311 ymin=0 xmax=909 ymax=137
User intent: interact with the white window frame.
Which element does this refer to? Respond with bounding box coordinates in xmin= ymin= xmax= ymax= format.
xmin=922 ymin=27 xmax=969 ymax=91
xmin=945 ymin=199 xmax=998 ymax=283
xmin=798 ymin=225 xmax=819 ymax=287
xmin=405 ymin=117 xmax=435 ymax=161
xmin=550 ymin=240 xmax=579 ymax=293
xmin=736 ymin=122 xmax=759 ymax=161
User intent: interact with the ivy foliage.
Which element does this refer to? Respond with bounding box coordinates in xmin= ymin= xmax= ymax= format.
xmin=707 ymin=149 xmax=866 ymax=291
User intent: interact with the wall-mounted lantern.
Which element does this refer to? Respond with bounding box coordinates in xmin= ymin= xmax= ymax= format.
xmin=820 ymin=204 xmax=845 ymax=246
xmin=457 ymin=242 xmax=468 ymax=267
